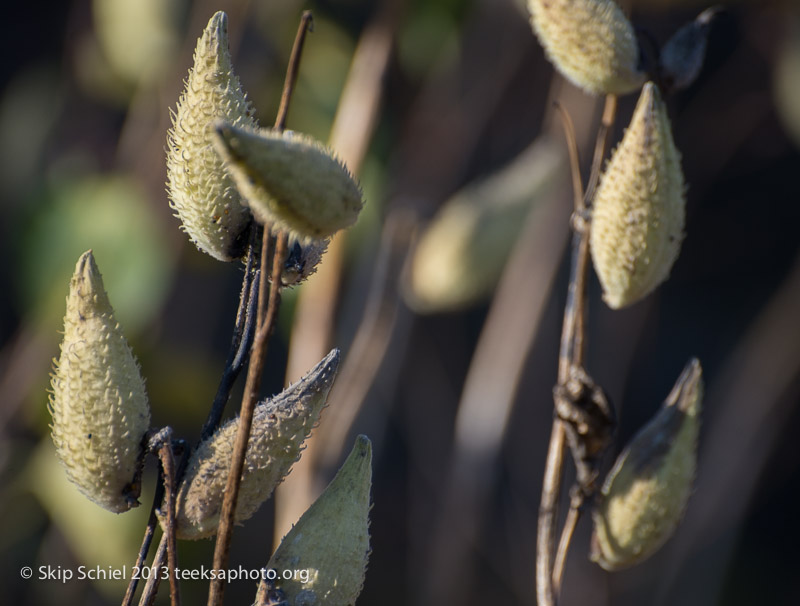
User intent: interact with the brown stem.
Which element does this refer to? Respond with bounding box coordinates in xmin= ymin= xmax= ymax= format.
xmin=157 ymin=438 xmax=180 ymax=606
xmin=122 ymin=506 xmax=157 ymax=606
xmin=275 ymin=11 xmax=314 ymax=131
xmin=207 ymin=232 xmax=288 ymax=606
xmin=206 ymin=12 xmax=311 ymax=606
xmin=584 ymin=95 xmax=618 ymax=207
xmin=536 ymin=94 xmax=618 ymax=606
xmin=536 ymin=420 xmax=567 ymax=606
xmin=139 ymin=534 xmax=167 ymax=606
xmin=552 ymin=496 xmax=581 ymax=595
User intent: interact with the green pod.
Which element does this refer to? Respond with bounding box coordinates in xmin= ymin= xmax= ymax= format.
xmin=49 ymin=251 xmax=151 ymax=513
xmin=168 ymin=349 xmax=340 ymax=540
xmin=591 ymin=358 xmax=702 ymax=570
xmin=527 ymin=0 xmax=644 ymax=95
xmin=590 ymin=82 xmax=686 ymax=309
xmin=213 ymin=123 xmax=364 ymax=242
xmin=166 ymin=11 xmax=256 ymax=261
xmin=267 ymin=435 xmax=372 ymax=606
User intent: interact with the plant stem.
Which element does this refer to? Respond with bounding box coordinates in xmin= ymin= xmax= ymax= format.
xmin=206 ymin=13 xmax=312 ymax=605
xmin=552 ymin=495 xmax=580 ymax=596
xmin=123 ymin=236 xmax=259 ymax=606
xmin=139 ymin=535 xmax=167 ymax=606
xmin=275 ymin=11 xmax=314 ymax=131
xmin=536 ymin=94 xmax=617 ymax=606
xmin=156 ymin=433 xmax=180 ymax=606
xmin=200 ymin=233 xmax=260 ymax=441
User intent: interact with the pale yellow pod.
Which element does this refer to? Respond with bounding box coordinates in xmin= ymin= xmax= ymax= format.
xmin=266 ymin=435 xmax=372 ymax=606
xmin=166 ymin=11 xmax=256 ymax=261
xmin=527 ymin=0 xmax=644 ymax=95
xmin=403 ymin=135 xmax=566 ymax=312
xmin=49 ymin=251 xmax=151 ymax=514
xmin=212 ymin=123 xmax=364 ymax=241
xmin=168 ymin=349 xmax=340 ymax=540
xmin=591 ymin=358 xmax=702 ymax=571
xmin=590 ymin=82 xmax=685 ymax=308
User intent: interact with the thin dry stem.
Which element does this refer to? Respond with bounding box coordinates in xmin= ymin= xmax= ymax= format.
xmin=537 ymin=94 xmax=618 ymax=606
xmin=122 ymin=498 xmax=158 ymax=606
xmin=138 ymin=534 xmax=167 ymax=606
xmin=275 ymin=11 xmax=314 ymax=132
xmin=537 ymin=420 xmax=567 ymax=606
xmin=274 ymin=0 xmax=400 ymax=543
xmin=552 ymin=497 xmax=580 ymax=595
xmin=157 ymin=437 xmax=180 ymax=606
xmin=554 ymin=102 xmax=585 ymax=217
xmin=206 ymin=12 xmax=311 ymax=606
xmin=207 ymin=232 xmax=288 ymax=606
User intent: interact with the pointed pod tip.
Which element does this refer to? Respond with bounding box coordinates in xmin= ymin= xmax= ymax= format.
xmin=350 ymin=434 xmax=372 ymax=466
xmin=76 ymin=249 xmax=96 ymax=272
xmin=669 ymin=358 xmax=703 ymax=415
xmin=207 ymin=11 xmax=228 ymax=39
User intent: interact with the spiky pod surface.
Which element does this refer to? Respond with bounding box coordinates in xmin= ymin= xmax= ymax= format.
xmin=591 ymin=359 xmax=702 ymax=570
xmin=50 ymin=251 xmax=151 ymax=513
xmin=528 ymin=0 xmax=644 ymax=95
xmin=267 ymin=435 xmax=372 ymax=606
xmin=590 ymin=82 xmax=685 ymax=308
xmin=166 ymin=11 xmax=256 ymax=261
xmin=168 ymin=349 xmax=340 ymax=540
xmin=213 ymin=123 xmax=364 ymax=242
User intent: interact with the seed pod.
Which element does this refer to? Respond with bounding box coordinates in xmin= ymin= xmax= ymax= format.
xmin=266 ymin=435 xmax=372 ymax=606
xmin=527 ymin=0 xmax=644 ymax=95
xmin=280 ymin=238 xmax=329 ymax=286
xmin=49 ymin=251 xmax=151 ymax=513
xmin=403 ymin=135 xmax=566 ymax=312
xmin=659 ymin=7 xmax=720 ymax=93
xmin=168 ymin=349 xmax=340 ymax=540
xmin=591 ymin=358 xmax=702 ymax=571
xmin=212 ymin=123 xmax=364 ymax=242
xmin=590 ymin=82 xmax=685 ymax=309
xmin=166 ymin=11 xmax=256 ymax=261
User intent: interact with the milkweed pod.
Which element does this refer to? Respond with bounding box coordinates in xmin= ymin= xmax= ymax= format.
xmin=659 ymin=7 xmax=720 ymax=93
xmin=403 ymin=135 xmax=566 ymax=312
xmin=527 ymin=0 xmax=645 ymax=95
xmin=212 ymin=123 xmax=364 ymax=242
xmin=266 ymin=435 xmax=372 ymax=606
xmin=591 ymin=358 xmax=702 ymax=571
xmin=280 ymin=237 xmax=329 ymax=286
xmin=590 ymin=82 xmax=686 ymax=309
xmin=49 ymin=251 xmax=151 ymax=513
xmin=167 ymin=349 xmax=340 ymax=540
xmin=166 ymin=11 xmax=256 ymax=261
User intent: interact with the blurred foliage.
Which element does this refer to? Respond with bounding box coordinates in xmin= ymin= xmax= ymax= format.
xmin=17 ymin=174 xmax=173 ymax=334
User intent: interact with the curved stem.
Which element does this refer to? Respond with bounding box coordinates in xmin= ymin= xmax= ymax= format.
xmin=553 ymin=497 xmax=581 ymax=595
xmin=537 ymin=420 xmax=567 ymax=606
xmin=536 ymin=94 xmax=618 ymax=606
